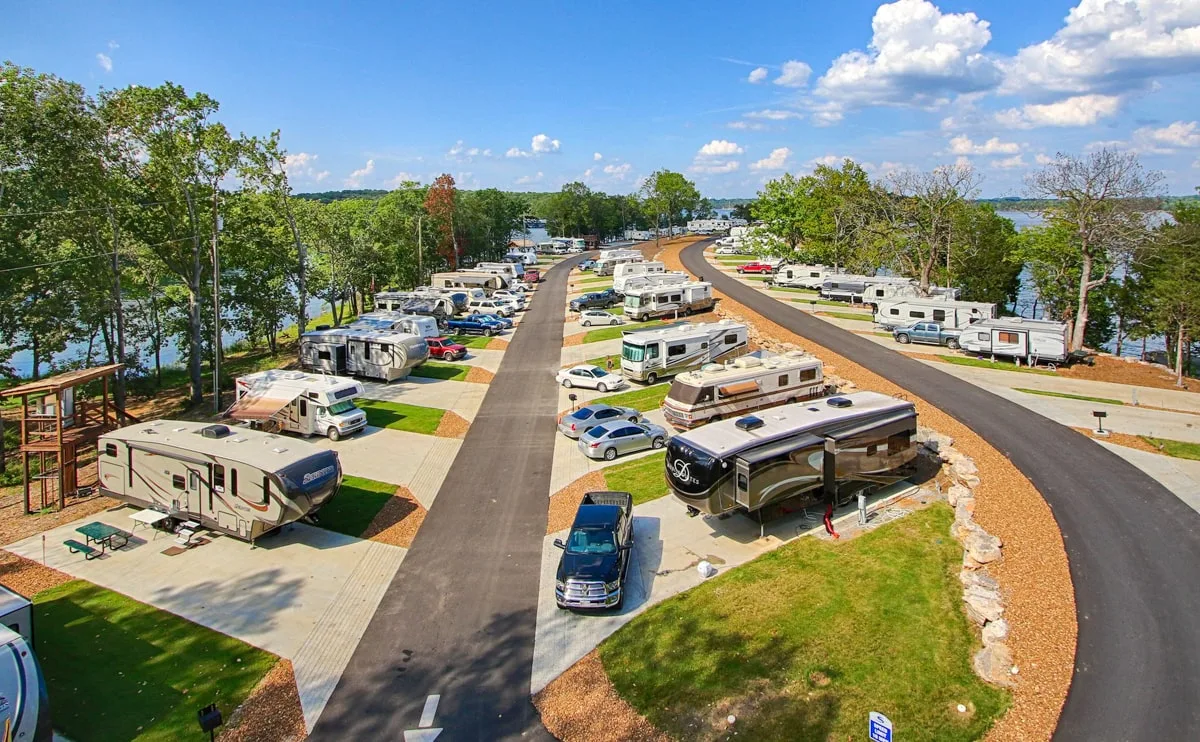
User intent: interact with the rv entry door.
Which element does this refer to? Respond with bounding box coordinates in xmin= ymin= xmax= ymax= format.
xmin=735 ymin=458 xmax=751 ymax=508
xmin=187 ymin=467 xmax=214 ymax=522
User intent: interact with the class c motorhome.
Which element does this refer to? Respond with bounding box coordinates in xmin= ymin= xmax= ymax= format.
xmin=957 ymin=317 xmax=1070 ymax=365
xmin=618 ymin=272 xmax=690 ymax=294
xmin=664 ymin=392 xmax=918 ymax=517
xmin=874 ymin=298 xmax=997 ymax=330
xmin=299 ymin=327 xmax=429 ymax=382
xmin=622 ymin=281 xmax=715 ymax=322
xmin=230 ymin=370 xmax=367 ymax=441
xmin=595 ymin=253 xmax=644 ymax=276
xmin=620 ymin=320 xmax=748 ymax=384
xmin=612 ymin=261 xmax=666 ymax=293
xmin=662 ymin=350 xmax=827 ymax=429
xmin=98 ymin=420 xmax=343 ymax=541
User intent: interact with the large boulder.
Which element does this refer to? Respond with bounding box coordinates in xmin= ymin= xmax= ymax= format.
xmin=955 ymin=496 xmax=976 ymax=522
xmin=947 ymin=484 xmax=972 ymax=507
xmin=963 ymin=584 xmax=1005 ymax=624
xmin=965 ymin=529 xmax=1003 ymax=564
xmin=960 ymin=568 xmax=1000 ymax=592
xmin=974 ymin=643 xmax=1016 ymax=686
xmin=983 ymin=618 xmax=1010 ymax=645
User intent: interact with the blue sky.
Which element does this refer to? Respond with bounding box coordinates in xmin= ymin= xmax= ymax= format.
xmin=5 ymin=0 xmax=1200 ymax=197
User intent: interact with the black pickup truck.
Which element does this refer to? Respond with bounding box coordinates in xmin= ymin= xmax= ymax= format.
xmin=554 ymin=491 xmax=634 ymax=610
xmin=569 ymin=289 xmax=620 ymax=313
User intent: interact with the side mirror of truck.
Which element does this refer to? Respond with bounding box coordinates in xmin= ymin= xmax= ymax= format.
xmin=553 ymin=539 xmax=566 ymax=550
xmin=619 ymin=543 xmax=633 ymax=551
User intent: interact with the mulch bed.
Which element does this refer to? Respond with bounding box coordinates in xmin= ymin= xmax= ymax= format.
xmin=534 ymin=650 xmax=669 ymax=742
xmin=361 ymin=486 xmax=426 ymax=549
xmin=465 ymin=367 xmax=495 ymax=384
xmin=218 ymin=659 xmax=306 ymax=742
xmin=486 ymin=338 xmax=510 ymax=351
xmin=434 ymin=411 xmax=471 ymax=439
xmin=0 ymin=552 xmax=72 ymax=597
xmin=546 ymin=471 xmax=607 ymax=534
xmin=1070 ymin=426 xmax=1163 ymax=455
xmin=0 ymin=482 xmax=116 ymax=548
xmin=1059 ymin=354 xmax=1194 ymax=392
xmin=562 ymin=332 xmax=586 ymax=347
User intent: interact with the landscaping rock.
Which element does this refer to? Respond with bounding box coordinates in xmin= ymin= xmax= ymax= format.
xmin=955 ymin=496 xmax=976 ymax=521
xmin=965 ymin=529 xmax=1003 ymax=564
xmin=964 ymin=584 xmax=1005 ymax=624
xmin=947 ymin=484 xmax=971 ymax=507
xmin=983 ymin=618 xmax=1011 ymax=645
xmin=951 ymin=518 xmax=977 ymax=543
xmin=917 ymin=428 xmax=955 ymax=454
xmin=974 ymin=643 xmax=1016 ymax=687
xmin=960 ymin=568 xmax=1000 ymax=592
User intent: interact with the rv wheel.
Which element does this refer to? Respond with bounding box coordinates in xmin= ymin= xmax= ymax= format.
xmin=604 ymin=448 xmax=618 ymax=461
xmin=683 ymin=308 xmax=693 ymax=317
xmin=896 ymin=333 xmax=911 ymax=344
xmin=327 ymin=428 xmax=341 ymax=442
xmin=946 ymin=338 xmax=960 ymax=350
xmin=646 ymin=372 xmax=658 ymax=385
xmin=652 ymin=436 xmax=665 ymax=449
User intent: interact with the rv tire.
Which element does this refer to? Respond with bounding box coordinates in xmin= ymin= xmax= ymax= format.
xmin=652 ymin=436 xmax=665 ymax=449
xmin=604 ymin=448 xmax=618 ymax=461
xmin=896 ymin=333 xmax=911 ymax=344
xmin=327 ymin=428 xmax=341 ymax=442
xmin=646 ymin=372 xmax=658 ymax=385
xmin=946 ymin=338 xmax=960 ymax=350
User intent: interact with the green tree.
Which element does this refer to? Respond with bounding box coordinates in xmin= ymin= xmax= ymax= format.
xmin=1147 ymin=197 xmax=1200 ymax=384
xmin=947 ymin=204 xmax=1021 ymax=307
xmin=751 ymin=173 xmax=812 ymax=254
xmin=640 ymin=170 xmax=700 ymax=248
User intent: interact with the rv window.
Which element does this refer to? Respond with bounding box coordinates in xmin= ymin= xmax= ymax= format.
xmin=933 ymin=309 xmax=946 ymax=322
xmin=888 ymin=431 xmax=911 ymax=455
xmin=104 ymin=443 xmax=117 ymax=457
xmin=299 ymin=399 xmax=308 ymax=416
xmin=799 ymin=368 xmax=818 ymax=382
xmin=724 ymin=333 xmax=738 ymax=345
xmin=778 ymin=374 xmax=789 ymax=386
xmin=670 ymin=294 xmax=681 ymax=303
xmin=998 ymin=331 xmax=1020 ymax=343
xmin=701 ymin=342 xmax=708 ymax=349
xmin=647 ymin=345 xmax=660 ymax=359
xmin=231 ymin=468 xmax=238 ymax=496
xmin=213 ymin=465 xmax=225 ymax=491
xmin=909 ymin=311 xmax=926 ymax=319
xmin=976 ymin=332 xmax=987 ymax=341
xmin=172 ymin=474 xmax=185 ymax=490
xmin=889 ymin=308 xmax=899 ymax=315
xmin=318 ymin=350 xmax=332 ymax=361
xmin=737 ymin=473 xmax=748 ymax=491
xmin=867 ymin=443 xmax=878 ymax=456
xmin=262 ymin=475 xmax=271 ymax=504
xmin=667 ymin=343 xmax=686 ymax=357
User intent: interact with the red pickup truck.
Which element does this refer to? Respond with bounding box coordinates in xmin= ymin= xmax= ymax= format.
xmin=736 ymin=262 xmax=777 ymax=275
xmin=425 ymin=337 xmax=467 ymax=361
xmin=523 ymin=268 xmax=541 ymax=283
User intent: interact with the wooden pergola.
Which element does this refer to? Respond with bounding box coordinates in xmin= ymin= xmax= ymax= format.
xmin=0 ymin=364 xmax=136 ymax=513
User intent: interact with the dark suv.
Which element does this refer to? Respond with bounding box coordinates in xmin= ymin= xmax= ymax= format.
xmin=570 ymin=289 xmax=619 ymax=312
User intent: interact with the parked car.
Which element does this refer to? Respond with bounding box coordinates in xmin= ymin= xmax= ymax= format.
xmin=893 ymin=322 xmax=962 ymax=349
xmin=466 ymin=312 xmax=512 ymax=330
xmin=523 ymin=269 xmax=541 ymax=283
xmin=578 ymin=421 xmax=668 ymax=461
xmin=510 ymin=280 xmax=532 ymax=292
xmin=445 ymin=317 xmax=499 ymax=336
xmin=557 ymin=403 xmax=642 ymax=439
xmin=425 ymin=337 xmax=468 ymax=360
xmin=567 ymin=246 xmax=584 ymax=254
xmin=467 ymin=298 xmax=514 ymax=317
xmin=578 ymin=310 xmax=623 ymax=327
xmin=553 ymin=491 xmax=634 ymax=610
xmin=556 ymin=365 xmax=627 ymax=392
xmin=579 ymin=259 xmax=597 ymax=272
xmin=736 ymin=262 xmax=777 ymax=275
xmin=493 ymin=290 xmax=526 ymax=309
xmin=570 ymin=289 xmax=620 ymax=312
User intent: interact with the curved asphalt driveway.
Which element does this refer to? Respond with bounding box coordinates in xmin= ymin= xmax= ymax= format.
xmin=310 ymin=258 xmax=581 ymax=741
xmin=683 ymin=241 xmax=1200 ymax=739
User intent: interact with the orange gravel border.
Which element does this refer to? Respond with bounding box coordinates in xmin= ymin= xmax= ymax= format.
xmin=563 ymin=332 xmax=586 ymax=347
xmin=1070 ymin=426 xmax=1163 ymax=455
xmin=219 ymin=659 xmax=306 ymax=742
xmin=486 ymin=338 xmax=510 ymax=351
xmin=465 ymin=366 xmax=495 ymax=384
xmin=361 ymin=485 xmax=426 ymax=548
xmin=434 ymin=410 xmax=471 ymax=439
xmin=0 ymin=552 xmax=72 ymax=597
xmin=534 ymin=650 xmax=670 ymax=742
xmin=661 ymin=244 xmax=1076 ymax=742
xmin=546 ymin=471 xmax=607 ymax=534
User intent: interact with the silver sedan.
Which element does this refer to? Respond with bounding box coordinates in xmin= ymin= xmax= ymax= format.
xmin=557 ymin=404 xmax=642 ymax=439
xmin=578 ymin=421 xmax=669 ymax=461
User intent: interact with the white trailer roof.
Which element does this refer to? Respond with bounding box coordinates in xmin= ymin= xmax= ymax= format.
xmin=674 ymin=350 xmax=821 ymax=387
xmin=104 ymin=420 xmax=332 ymax=470
xmin=621 ymin=319 xmax=744 ymax=345
xmin=971 ymin=316 xmax=1067 ymax=332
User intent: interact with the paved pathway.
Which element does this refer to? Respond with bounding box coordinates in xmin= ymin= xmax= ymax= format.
xmin=683 ymin=241 xmax=1200 ymax=740
xmin=309 ymin=258 xmax=582 ymax=741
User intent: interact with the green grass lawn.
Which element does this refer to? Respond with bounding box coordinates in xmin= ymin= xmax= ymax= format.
xmin=409 ymin=360 xmax=471 ymax=381
xmin=599 ymin=383 xmax=670 ymax=411
xmin=1140 ymin=436 xmax=1200 ymax=461
xmin=599 ymin=505 xmax=1009 ymax=740
xmin=447 ymin=334 xmax=495 ymax=349
xmin=715 ymin=257 xmax=754 ymax=264
xmin=604 ymin=451 xmax=669 ymax=505
xmin=318 ymin=475 xmax=398 ymax=536
xmin=793 ymin=297 xmax=858 ymax=308
xmin=818 ymin=311 xmax=875 ymax=323
xmin=356 ymin=399 xmax=446 ymax=434
xmin=583 ymin=319 xmax=671 ymax=344
xmin=34 ymin=580 xmax=277 ymax=742
xmin=585 ymin=353 xmax=621 ymax=370
xmin=769 ymin=285 xmax=819 ymax=295
xmin=1014 ymin=387 xmax=1125 ymax=406
xmin=938 ymin=355 xmax=1057 ymax=376
xmin=575 ymin=276 xmax=615 ymax=286
xmin=739 ymin=275 xmax=774 ymax=281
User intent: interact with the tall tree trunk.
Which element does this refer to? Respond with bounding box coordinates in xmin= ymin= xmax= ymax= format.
xmin=106 ymin=206 xmax=127 ymax=413
xmin=1071 ymin=252 xmax=1093 ymax=351
xmin=1115 ymin=312 xmax=1125 ymax=357
xmin=1177 ymin=325 xmax=1186 ymax=387
xmin=281 ymin=198 xmax=308 ymax=336
xmin=30 ymin=335 xmax=39 ymax=381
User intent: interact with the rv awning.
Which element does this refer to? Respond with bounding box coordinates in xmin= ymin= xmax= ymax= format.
xmin=226 ymin=390 xmax=299 ymax=421
xmin=718 ymin=380 xmax=760 ymax=397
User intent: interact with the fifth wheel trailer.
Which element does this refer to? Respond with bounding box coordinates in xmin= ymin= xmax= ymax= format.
xmin=97 ymin=420 xmax=343 ymax=541
xmin=874 ymin=298 xmax=997 ymax=330
xmin=958 ymin=317 xmax=1070 ymax=365
xmin=664 ymin=392 xmax=918 ymax=517
xmin=299 ymin=327 xmax=429 ymax=381
xmin=0 ymin=623 xmax=51 ymax=742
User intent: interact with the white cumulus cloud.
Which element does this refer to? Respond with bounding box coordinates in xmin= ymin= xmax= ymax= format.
xmin=344 ymin=159 xmax=375 ymax=187
xmin=775 ymin=60 xmax=813 ymax=87
xmin=514 ymin=171 xmax=544 ymax=185
xmin=1035 ymin=153 xmax=1056 ymax=165
xmin=1134 ymin=120 xmax=1200 ymax=151
xmin=995 ymin=93 xmax=1122 ymax=128
xmin=807 ymin=154 xmax=846 ymax=169
xmin=602 ymin=163 xmax=633 ymax=179
xmin=385 ymin=171 xmax=420 ymax=188
xmin=531 ymin=134 xmax=561 ymax=154
xmin=746 ymin=109 xmax=804 ymax=121
xmin=283 ymin=152 xmax=330 ymax=182
xmin=505 ymin=147 xmax=527 ymax=158
xmin=947 ymin=135 xmax=1021 ymax=155
xmin=96 ymin=53 xmax=113 ymax=73
xmin=749 ymin=147 xmax=792 ymax=171
xmin=748 ymin=66 xmax=768 ymax=83
xmin=593 ymin=152 xmax=603 ymax=161
xmin=991 ymin=155 xmax=1027 ymax=169
xmin=691 ymin=160 xmax=741 ymax=174
xmin=698 ymin=139 xmax=744 ymax=157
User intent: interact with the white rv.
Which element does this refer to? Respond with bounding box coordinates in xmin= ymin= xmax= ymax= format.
xmin=351 ymin=311 xmax=440 ymax=338
xmin=774 ymin=264 xmax=843 ymax=290
xmin=629 ymin=230 xmax=654 ymax=241
xmin=820 ymin=275 xmax=914 ymax=303
xmin=300 ymin=327 xmax=429 ymax=382
xmin=613 ymin=261 xmax=666 ymax=293
xmin=875 ymin=298 xmax=997 ymax=330
xmin=958 ymin=317 xmax=1070 ymax=365
xmin=374 ymin=291 xmax=458 ymax=319
xmin=537 ymin=241 xmax=559 ymax=254
xmin=0 ymin=621 xmax=49 ymax=741
xmin=620 ymin=320 xmax=748 ymax=384
xmin=231 ymin=370 xmax=367 ymax=441
xmin=623 ymin=281 xmax=716 ymax=322
xmin=866 ymin=283 xmax=960 ymax=304
xmin=433 ymin=271 xmax=507 ymax=292
xmin=662 ymin=350 xmax=827 ymax=429
xmin=595 ymin=254 xmax=644 ymax=277
xmin=506 ymin=249 xmax=537 ymax=265
xmin=599 ymin=248 xmax=642 ymax=261
xmin=687 ymin=219 xmax=731 ymax=234
xmin=98 ymin=420 xmax=342 ymax=541
xmin=619 ymin=272 xmax=691 ymax=294
xmin=474 ymin=262 xmax=521 ymax=283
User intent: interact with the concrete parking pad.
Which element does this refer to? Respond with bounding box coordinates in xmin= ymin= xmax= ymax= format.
xmin=359 ymin=377 xmax=487 ymax=421
xmin=4 ymin=512 xmax=406 ymax=731
xmin=530 ymin=480 xmax=918 ymax=693
xmin=549 ymin=408 xmax=670 ymax=494
xmin=313 ymin=426 xmax=462 ymax=508
xmin=454 ymin=347 xmax=505 ymax=372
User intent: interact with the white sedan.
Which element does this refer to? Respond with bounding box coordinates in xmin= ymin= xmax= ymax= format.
xmin=555 ymin=365 xmax=627 ymax=393
xmin=578 ymin=310 xmax=623 ymax=327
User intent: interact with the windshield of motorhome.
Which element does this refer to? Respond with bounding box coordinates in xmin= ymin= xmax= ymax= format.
xmin=622 ymin=342 xmax=644 ymax=362
xmin=328 ymin=401 xmax=357 ymax=415
xmin=624 ymin=296 xmax=642 ymax=308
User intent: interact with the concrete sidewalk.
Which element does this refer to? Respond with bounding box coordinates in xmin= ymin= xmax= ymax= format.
xmin=313 ymin=426 xmax=462 ymax=508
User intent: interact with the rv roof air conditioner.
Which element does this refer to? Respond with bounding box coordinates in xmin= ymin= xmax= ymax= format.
xmin=827 ymin=397 xmax=853 ymax=408
xmin=200 ymin=424 xmax=233 ymax=439
xmin=735 ymin=415 xmax=765 ymax=431
xmin=315 ymin=324 xmax=331 ymax=331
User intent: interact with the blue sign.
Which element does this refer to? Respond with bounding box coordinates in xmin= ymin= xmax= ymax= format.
xmin=869 ymin=711 xmax=893 ymax=742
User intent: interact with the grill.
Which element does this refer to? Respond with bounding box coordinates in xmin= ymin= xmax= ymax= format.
xmin=559 ymin=579 xmax=618 ymax=608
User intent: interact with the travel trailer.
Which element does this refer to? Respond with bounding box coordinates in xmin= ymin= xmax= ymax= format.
xmin=773 ymin=264 xmax=843 ymax=289
xmin=865 ymin=283 xmax=960 ymax=304
xmin=662 ymin=350 xmax=828 ymax=429
xmin=623 ymin=281 xmax=715 ymax=321
xmin=665 ymin=392 xmax=918 ymax=517
xmin=230 ymin=370 xmax=367 ymax=441
xmin=619 ymin=272 xmax=691 ymax=294
xmin=0 ymin=621 xmax=50 ymax=742
xmin=537 ymin=241 xmax=559 ymax=254
xmin=958 ymin=317 xmax=1070 ymax=365
xmin=874 ymin=298 xmax=997 ymax=330
xmin=474 ymin=262 xmax=521 ymax=283
xmin=97 ymin=420 xmax=343 ymax=541
xmin=432 ymin=271 xmax=507 ymax=292
xmin=687 ymin=219 xmax=731 ymax=234
xmin=620 ymin=320 xmax=749 ymax=384
xmin=612 ymin=261 xmax=666 ymax=293
xmin=299 ymin=327 xmax=429 ymax=382
xmin=506 ymin=248 xmax=538 ymax=265
xmin=595 ymin=254 xmax=644 ymax=277
xmin=819 ymin=275 xmax=915 ymax=303
xmin=350 ymin=311 xmax=440 ymax=338
xmin=598 ymin=248 xmax=642 ymax=261
xmin=374 ymin=291 xmax=457 ymax=319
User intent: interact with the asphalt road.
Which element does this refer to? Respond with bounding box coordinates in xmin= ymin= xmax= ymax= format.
xmin=684 ymin=242 xmax=1200 ymax=740
xmin=310 ymin=260 xmax=579 ymax=741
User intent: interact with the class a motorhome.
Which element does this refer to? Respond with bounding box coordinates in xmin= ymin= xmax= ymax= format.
xmin=618 ymin=272 xmax=690 ymax=294
xmin=958 ymin=317 xmax=1070 ymax=365
xmin=665 ymin=392 xmax=918 ymax=517
xmin=98 ymin=421 xmax=342 ymax=541
xmin=620 ymin=320 xmax=748 ymax=384
xmin=230 ymin=370 xmax=367 ymax=441
xmin=350 ymin=311 xmax=441 ymax=338
xmin=0 ymin=618 xmax=51 ymax=742
xmin=622 ymin=281 xmax=715 ymax=322
xmin=595 ymin=253 xmax=645 ymax=276
xmin=299 ymin=327 xmax=429 ymax=382
xmin=662 ymin=350 xmax=828 ymax=429
xmin=612 ymin=261 xmax=666 ymax=293
xmin=819 ymin=275 xmax=915 ymax=302
xmin=431 ymin=271 xmax=506 ymax=292
xmin=874 ymin=298 xmax=997 ymax=330
xmin=774 ymin=264 xmax=843 ymax=289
